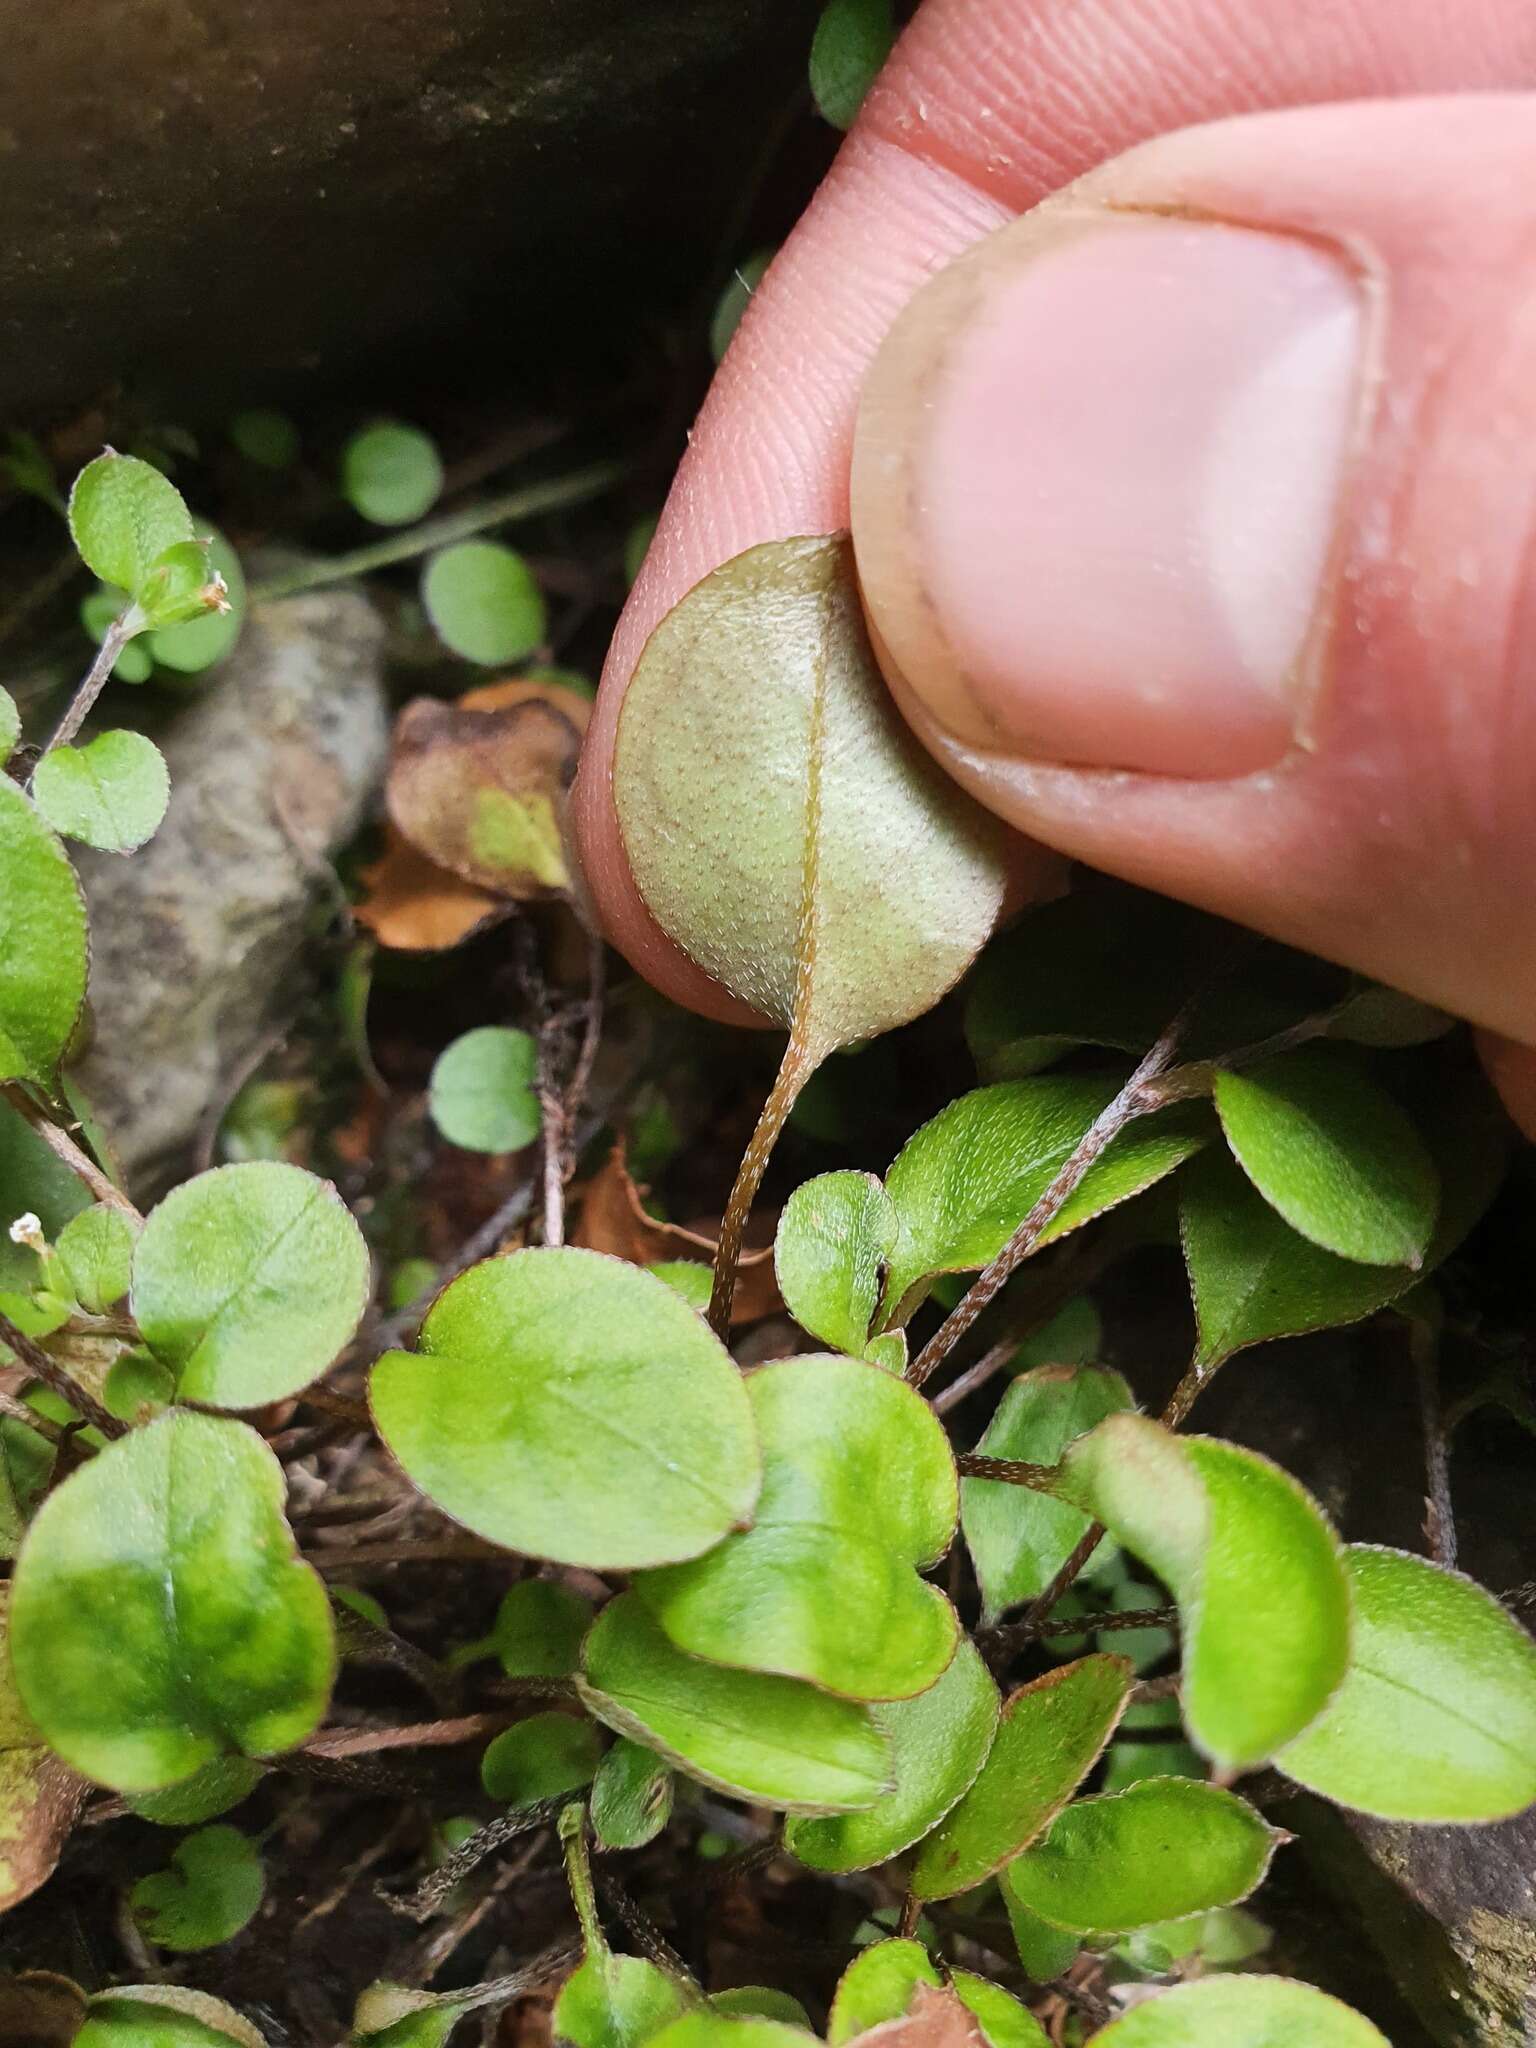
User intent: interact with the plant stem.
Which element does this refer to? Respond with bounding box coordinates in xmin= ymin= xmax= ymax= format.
xmin=33 ymin=612 xmax=137 ymax=767
xmin=0 ymin=1311 xmax=126 ymax=1439
xmin=1413 ymin=1319 xmax=1457 ymax=1569
xmin=955 ymin=1453 xmax=1061 ymax=1489
xmin=559 ymin=1802 xmax=606 ymax=1955
xmin=708 ymin=1037 xmax=814 ymax=1339
xmin=250 ymin=460 xmax=627 ymax=603
xmin=391 ymin=1796 xmax=571 ymax=1920
xmin=1161 ymin=1352 xmax=1217 ymax=1431
xmin=907 ymin=1020 xmax=1189 ymax=1392
xmin=305 ymin=1713 xmax=509 ymax=1759
xmin=982 ymin=1523 xmax=1107 ymax=1667
xmin=0 ymin=1084 xmax=142 ymax=1222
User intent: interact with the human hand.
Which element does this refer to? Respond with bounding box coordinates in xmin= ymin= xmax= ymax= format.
xmin=572 ymin=0 xmax=1536 ymax=1134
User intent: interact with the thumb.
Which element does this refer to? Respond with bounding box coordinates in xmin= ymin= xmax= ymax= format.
xmin=852 ymin=93 xmax=1536 ymax=1088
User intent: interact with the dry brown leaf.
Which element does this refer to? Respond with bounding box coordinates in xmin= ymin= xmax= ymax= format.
xmin=386 ymin=685 xmax=587 ymax=899
xmin=0 ymin=1590 xmax=88 ymax=1915
xmin=845 ymin=1985 xmax=989 ymax=2048
xmin=354 ymin=825 xmax=507 ymax=951
xmin=573 ymin=1141 xmax=781 ymax=1325
xmin=0 ymin=1974 xmax=87 ymax=2048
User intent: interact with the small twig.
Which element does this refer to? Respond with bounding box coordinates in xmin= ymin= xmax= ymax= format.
xmin=0 ymin=1312 xmax=126 ymax=1439
xmin=897 ymin=1891 xmax=921 ymax=1939
xmin=955 ymin=1453 xmax=1061 ymax=1490
xmin=538 ymin=1015 xmax=568 ymax=1250
xmin=907 ymin=1019 xmax=1190 ymax=1391
xmin=32 ymin=612 xmax=137 ymax=765
xmin=389 ymin=1797 xmax=569 ymax=1921
xmin=983 ymin=1524 xmax=1108 ymax=1667
xmin=0 ymin=1084 xmax=141 ymax=1222
xmin=1079 ymin=1603 xmax=1179 ymax=1635
xmin=251 ymin=461 xmax=627 ymax=604
xmin=1414 ymin=1321 xmax=1457 ymax=1570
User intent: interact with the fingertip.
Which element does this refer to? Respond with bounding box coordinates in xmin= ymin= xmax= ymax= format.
xmin=1475 ymin=1030 xmax=1536 ymax=1145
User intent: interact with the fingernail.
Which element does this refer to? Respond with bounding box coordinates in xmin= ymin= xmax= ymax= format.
xmin=911 ymin=217 xmax=1363 ymax=776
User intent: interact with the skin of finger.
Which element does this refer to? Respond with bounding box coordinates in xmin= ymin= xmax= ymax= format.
xmin=1475 ymin=1033 xmax=1536 ymax=1142
xmin=572 ymin=0 xmax=1533 ymax=1015
xmin=854 ymin=94 xmax=1536 ymax=1052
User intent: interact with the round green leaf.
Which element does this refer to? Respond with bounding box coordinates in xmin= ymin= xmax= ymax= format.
xmin=130 ymin=1822 xmax=263 ymax=1951
xmin=136 ymin=539 xmax=222 ymax=631
xmin=809 ymin=0 xmax=894 ymax=129
xmin=1003 ymin=1780 xmax=1279 ymax=1936
xmin=577 ymin=1593 xmax=890 ymax=1813
xmin=555 ymin=1952 xmax=688 ymax=2048
xmin=1004 ymin=1895 xmax=1080 ymax=1984
xmin=1215 ymin=1048 xmax=1438 ymax=1268
xmin=10 ymin=1411 xmax=336 ymax=1790
xmin=429 ymin=1027 xmax=541 ymax=1153
xmin=80 ymin=1987 xmax=269 ymax=2048
xmin=881 ymin=1078 xmax=1208 ymax=1321
xmin=148 ymin=529 xmax=246 ymax=674
xmin=56 ymin=1202 xmax=139 ymax=1313
xmin=0 ymin=778 xmax=88 ymax=1085
xmin=614 ymin=536 xmax=1007 ymax=1068
xmin=68 ymin=452 xmax=193 ymax=597
xmin=230 ymin=409 xmax=300 ymax=470
xmin=1062 ymin=1416 xmax=1350 ymax=1771
xmin=787 ymin=1635 xmax=999 ymax=1872
xmin=132 ymin=1162 xmax=371 ymax=1407
xmin=480 ymin=1711 xmax=599 ymax=1806
xmin=712 ymin=1993 xmax=811 ymax=2030
xmin=648 ymin=2018 xmax=813 ymax=2048
xmin=34 ymin=730 xmax=169 ymax=855
xmin=827 ymin=1944 xmax=1046 ymax=2048
xmin=911 ymin=1655 xmax=1133 ymax=1900
xmin=423 ymin=541 xmax=547 ymax=665
xmin=637 ymin=1353 xmax=958 ymax=1700
xmin=1277 ymin=1546 xmax=1536 ymax=1821
xmin=590 ymin=1736 xmax=673 ymax=1850
xmin=649 ymin=1259 xmax=712 ymax=1309
xmin=341 ymin=421 xmax=443 ymax=527
xmin=775 ymin=1172 xmax=897 ymax=1357
xmin=1086 ymin=1976 xmax=1387 ymax=2046
xmin=961 ymin=1367 xmax=1132 ymax=1623
xmin=128 ymin=1755 xmax=265 ymax=1825
xmin=490 ymin=1579 xmax=592 ymax=1677
xmin=371 ymin=1248 xmax=760 ymax=1570
xmin=0 ymin=686 xmax=18 ymax=765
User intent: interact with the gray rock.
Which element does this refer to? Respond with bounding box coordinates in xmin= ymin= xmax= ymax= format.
xmin=0 ymin=0 xmax=818 ymax=418
xmin=72 ymin=585 xmax=388 ymax=1198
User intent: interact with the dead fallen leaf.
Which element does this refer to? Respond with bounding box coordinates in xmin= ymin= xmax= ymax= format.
xmin=845 ymin=1984 xmax=988 ymax=2048
xmin=354 ymin=825 xmax=507 ymax=951
xmin=0 ymin=1974 xmax=87 ymax=2048
xmin=386 ymin=685 xmax=586 ymax=899
xmin=573 ymin=1141 xmax=780 ymax=1325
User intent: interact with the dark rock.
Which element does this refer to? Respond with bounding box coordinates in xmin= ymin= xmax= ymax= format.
xmin=72 ymin=584 xmax=388 ymax=1198
xmin=1 ymin=0 xmax=819 ymax=418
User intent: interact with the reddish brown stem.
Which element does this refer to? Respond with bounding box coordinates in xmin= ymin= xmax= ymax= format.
xmin=708 ymin=1038 xmax=813 ymax=1339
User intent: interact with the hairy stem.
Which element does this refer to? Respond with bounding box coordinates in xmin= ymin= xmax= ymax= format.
xmin=251 ymin=461 xmax=626 ymax=603
xmin=0 ymin=1311 xmax=126 ymax=1439
xmin=955 ymin=1453 xmax=1062 ymax=1489
xmin=33 ymin=612 xmax=138 ymax=765
xmin=1414 ymin=1318 xmax=1457 ymax=1570
xmin=708 ymin=1037 xmax=814 ymax=1339
xmin=0 ymin=1084 xmax=142 ymax=1222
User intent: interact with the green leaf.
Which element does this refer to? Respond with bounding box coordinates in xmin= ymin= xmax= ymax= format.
xmin=882 ymin=1078 xmax=1208 ymax=1320
xmin=1214 ymin=1047 xmax=1438 ymax=1268
xmin=136 ymin=539 xmax=224 ymax=631
xmin=82 ymin=586 xmax=155 ymax=680
xmin=1113 ymin=1905 xmax=1270 ymax=1978
xmin=1181 ymin=1067 xmax=1509 ymax=1365
xmin=0 ymin=778 xmax=89 ymax=1085
xmin=68 ymin=452 xmax=194 ymax=597
xmin=353 ymin=1984 xmax=468 ymax=2048
xmin=775 ymin=1172 xmax=896 ymax=1357
xmin=590 ymin=1736 xmax=674 ymax=1850
xmin=429 ymin=1026 xmax=542 ymax=1153
xmin=372 ymin=1248 xmax=760 ymax=1569
xmin=0 ymin=1586 xmax=87 ymax=1912
xmin=554 ymin=1955 xmax=689 ymax=2048
xmin=827 ymin=1943 xmax=1046 ymax=2048
xmin=1085 ymin=1976 xmax=1388 ymax=2046
xmin=33 ymin=730 xmax=170 ymax=854
xmin=809 ymin=0 xmax=894 ymax=129
xmin=961 ymin=1367 xmax=1133 ymax=1622
xmin=649 ymin=1260 xmax=713 ymax=1310
xmin=947 ymin=1976 xmax=1046 ymax=2048
xmin=0 ymin=1412 xmax=55 ymax=1558
xmin=489 ymin=1580 xmax=593 ymax=1677
xmin=104 ymin=1347 xmax=177 ymax=1422
xmin=10 ymin=1411 xmax=336 ymax=1790
xmin=423 ymin=541 xmax=548 ymax=665
xmin=481 ymin=1712 xmax=600 ymax=1806
xmin=1061 ymin=1416 xmax=1350 ymax=1770
xmin=127 ymin=1755 xmax=265 ymax=1825
xmin=646 ymin=2021 xmax=813 ymax=2048
xmin=230 ymin=409 xmax=301 ymax=471
xmin=614 ymin=536 xmax=1006 ymax=1072
xmin=132 ymin=1161 xmax=371 ymax=1408
xmin=130 ymin=1822 xmax=264 ymax=1951
xmin=79 ymin=1987 xmax=269 ymax=2048
xmin=1328 ymin=982 xmax=1455 ymax=1047
xmin=0 ymin=686 xmax=18 ymax=765
xmin=637 ymin=1353 xmax=958 ymax=1700
xmin=57 ymin=1202 xmax=139 ymax=1312
xmin=1003 ymin=1780 xmax=1279 ymax=1936
xmin=1276 ymin=1545 xmax=1536 ymax=1821
xmin=341 ymin=421 xmax=444 ymax=527
xmin=148 ymin=529 xmax=246 ymax=673
xmin=711 ymin=1994 xmax=810 ymax=2030
xmin=910 ymin=1655 xmax=1133 ymax=1899
xmin=786 ymin=1636 xmax=998 ymax=1872
xmin=1010 ymin=1297 xmax=1102 ymax=1374
xmin=0 ymin=1100 xmax=91 ymax=1290
xmin=577 ymin=1594 xmax=890 ymax=1813
xmin=1003 ymin=1895 xmax=1080 ymax=1984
